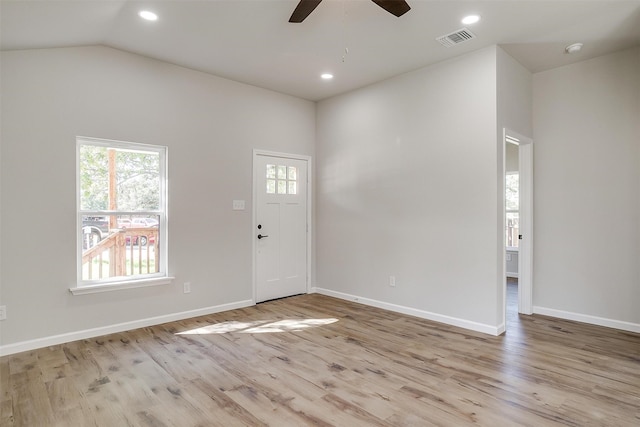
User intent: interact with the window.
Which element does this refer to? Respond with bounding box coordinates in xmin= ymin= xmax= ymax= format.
xmin=266 ymin=164 xmax=297 ymax=195
xmin=506 ymin=172 xmax=519 ymax=248
xmin=76 ymin=137 xmax=168 ymax=290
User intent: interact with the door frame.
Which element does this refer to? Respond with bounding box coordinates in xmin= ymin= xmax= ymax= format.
xmin=252 ymin=149 xmax=312 ymax=304
xmin=502 ymin=129 xmax=533 ymax=329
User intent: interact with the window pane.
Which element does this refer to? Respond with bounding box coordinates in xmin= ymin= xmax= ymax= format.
xmin=116 ymin=150 xmax=160 ymax=211
xmin=79 ymin=146 xmax=160 ymax=211
xmin=288 ymin=166 xmax=297 ymax=181
xmin=506 ymin=212 xmax=519 ymax=248
xmin=288 ymin=181 xmax=297 ymax=195
xmin=266 ymin=164 xmax=276 ymax=179
xmin=277 ymin=165 xmax=287 ymax=180
xmin=81 ymin=214 xmax=160 ymax=280
xmin=81 ymin=215 xmax=110 ymax=251
xmin=79 ymin=145 xmax=109 ymax=210
xmin=277 ymin=180 xmax=286 ymax=194
xmin=266 ymin=179 xmax=276 ymax=194
xmin=506 ymin=173 xmax=519 ymax=211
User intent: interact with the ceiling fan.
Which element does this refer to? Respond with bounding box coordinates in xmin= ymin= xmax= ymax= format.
xmin=289 ymin=0 xmax=411 ymax=23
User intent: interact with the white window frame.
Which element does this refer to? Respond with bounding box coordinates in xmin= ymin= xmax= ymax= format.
xmin=71 ymin=136 xmax=172 ymax=295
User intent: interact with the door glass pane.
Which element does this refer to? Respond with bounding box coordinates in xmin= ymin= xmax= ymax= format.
xmin=266 ymin=164 xmax=276 ymax=179
xmin=277 ymin=165 xmax=287 ymax=180
xmin=277 ymin=180 xmax=286 ymax=194
xmin=266 ymin=179 xmax=276 ymax=194
xmin=288 ymin=181 xmax=297 ymax=195
xmin=288 ymin=166 xmax=297 ymax=181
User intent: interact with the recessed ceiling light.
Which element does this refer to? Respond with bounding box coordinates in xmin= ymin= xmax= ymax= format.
xmin=565 ymin=43 xmax=583 ymax=54
xmin=138 ymin=10 xmax=158 ymax=21
xmin=321 ymin=73 xmax=334 ymax=80
xmin=461 ymin=15 xmax=480 ymax=25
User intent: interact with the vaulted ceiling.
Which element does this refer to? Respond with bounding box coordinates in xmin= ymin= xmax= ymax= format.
xmin=2 ymin=0 xmax=639 ymax=101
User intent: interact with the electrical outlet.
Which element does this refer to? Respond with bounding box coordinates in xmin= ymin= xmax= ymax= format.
xmin=389 ymin=276 xmax=396 ymax=287
xmin=0 ymin=305 xmax=6 ymax=321
xmin=183 ymin=282 xmax=191 ymax=294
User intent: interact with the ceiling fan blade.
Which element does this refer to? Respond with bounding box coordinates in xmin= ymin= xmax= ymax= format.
xmin=289 ymin=0 xmax=323 ymax=23
xmin=371 ymin=0 xmax=410 ymax=17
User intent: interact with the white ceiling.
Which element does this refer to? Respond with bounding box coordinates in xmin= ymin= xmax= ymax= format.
xmin=2 ymin=0 xmax=639 ymax=101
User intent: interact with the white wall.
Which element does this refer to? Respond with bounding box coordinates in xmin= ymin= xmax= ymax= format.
xmin=316 ymin=47 xmax=502 ymax=332
xmin=533 ymin=47 xmax=640 ymax=328
xmin=0 ymin=46 xmax=315 ymax=349
xmin=497 ymin=47 xmax=534 ymax=140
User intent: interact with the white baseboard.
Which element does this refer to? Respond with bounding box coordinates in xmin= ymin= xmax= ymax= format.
xmin=0 ymin=299 xmax=255 ymax=357
xmin=506 ymin=272 xmax=518 ymax=278
xmin=533 ymin=306 xmax=640 ymax=333
xmin=312 ymin=287 xmax=501 ymax=336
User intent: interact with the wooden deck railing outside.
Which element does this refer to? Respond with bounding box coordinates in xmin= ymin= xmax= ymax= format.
xmin=82 ymin=228 xmax=159 ymax=280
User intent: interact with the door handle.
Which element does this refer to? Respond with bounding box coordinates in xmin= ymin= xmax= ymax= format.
xmin=258 ymin=234 xmax=269 ymax=239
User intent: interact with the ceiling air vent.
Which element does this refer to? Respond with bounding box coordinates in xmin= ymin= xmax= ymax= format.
xmin=436 ymin=28 xmax=476 ymax=48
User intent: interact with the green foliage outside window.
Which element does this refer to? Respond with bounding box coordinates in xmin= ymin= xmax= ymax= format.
xmin=79 ymin=145 xmax=160 ymax=211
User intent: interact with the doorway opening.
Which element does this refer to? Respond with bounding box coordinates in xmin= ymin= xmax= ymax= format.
xmin=505 ymin=138 xmax=520 ymax=324
xmin=503 ymin=129 xmax=533 ymax=332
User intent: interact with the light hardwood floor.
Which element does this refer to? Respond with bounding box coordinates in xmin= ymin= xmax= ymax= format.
xmin=1 ymin=290 xmax=639 ymax=426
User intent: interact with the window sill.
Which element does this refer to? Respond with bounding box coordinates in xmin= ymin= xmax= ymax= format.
xmin=69 ymin=277 xmax=174 ymax=295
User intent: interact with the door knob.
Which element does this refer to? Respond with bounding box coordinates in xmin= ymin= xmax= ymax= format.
xmin=258 ymin=234 xmax=269 ymax=239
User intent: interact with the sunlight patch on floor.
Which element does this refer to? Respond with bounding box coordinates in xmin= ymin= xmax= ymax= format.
xmin=176 ymin=318 xmax=339 ymax=335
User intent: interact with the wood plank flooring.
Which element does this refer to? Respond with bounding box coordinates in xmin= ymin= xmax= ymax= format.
xmin=1 ymin=290 xmax=639 ymax=426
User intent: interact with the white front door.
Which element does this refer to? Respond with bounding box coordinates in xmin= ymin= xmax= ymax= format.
xmin=254 ymin=152 xmax=308 ymax=302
